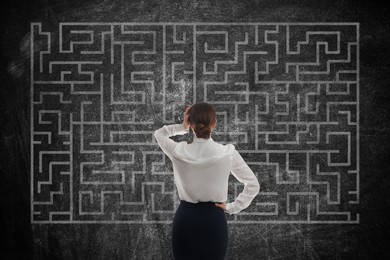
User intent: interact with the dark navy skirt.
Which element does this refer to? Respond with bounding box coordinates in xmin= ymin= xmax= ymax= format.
xmin=171 ymin=200 xmax=228 ymax=260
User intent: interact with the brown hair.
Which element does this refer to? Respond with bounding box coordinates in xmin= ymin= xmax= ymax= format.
xmin=188 ymin=102 xmax=216 ymax=139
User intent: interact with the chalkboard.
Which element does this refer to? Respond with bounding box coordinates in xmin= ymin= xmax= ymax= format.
xmin=1 ymin=0 xmax=390 ymax=259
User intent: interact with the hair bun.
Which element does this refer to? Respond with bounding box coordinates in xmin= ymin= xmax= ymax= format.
xmin=194 ymin=123 xmax=211 ymax=139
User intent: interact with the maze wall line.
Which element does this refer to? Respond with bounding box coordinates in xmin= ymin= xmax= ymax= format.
xmin=31 ymin=23 xmax=359 ymax=224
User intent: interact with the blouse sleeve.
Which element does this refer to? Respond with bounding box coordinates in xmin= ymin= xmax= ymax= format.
xmin=224 ymin=147 xmax=260 ymax=215
xmin=153 ymin=123 xmax=190 ymax=159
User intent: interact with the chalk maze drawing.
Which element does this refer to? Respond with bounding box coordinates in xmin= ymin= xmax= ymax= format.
xmin=31 ymin=23 xmax=359 ymax=223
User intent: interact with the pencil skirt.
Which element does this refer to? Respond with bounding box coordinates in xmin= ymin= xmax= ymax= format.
xmin=171 ymin=200 xmax=228 ymax=260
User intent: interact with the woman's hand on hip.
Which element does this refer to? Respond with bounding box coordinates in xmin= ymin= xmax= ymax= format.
xmin=215 ymin=202 xmax=226 ymax=210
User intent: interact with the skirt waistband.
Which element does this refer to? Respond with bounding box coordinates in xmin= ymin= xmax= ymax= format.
xmin=180 ymin=200 xmax=223 ymax=205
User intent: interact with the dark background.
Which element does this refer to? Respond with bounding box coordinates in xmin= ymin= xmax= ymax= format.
xmin=1 ymin=0 xmax=390 ymax=259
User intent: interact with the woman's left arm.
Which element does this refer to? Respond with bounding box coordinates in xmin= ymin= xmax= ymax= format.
xmin=154 ymin=123 xmax=189 ymax=159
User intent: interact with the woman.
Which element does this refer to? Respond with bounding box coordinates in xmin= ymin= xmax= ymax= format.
xmin=154 ymin=102 xmax=260 ymax=260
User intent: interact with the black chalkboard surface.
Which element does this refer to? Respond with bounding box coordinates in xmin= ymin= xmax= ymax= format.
xmin=1 ymin=0 xmax=390 ymax=259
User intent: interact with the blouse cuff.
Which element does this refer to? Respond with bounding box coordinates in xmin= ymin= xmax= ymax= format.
xmin=224 ymin=202 xmax=235 ymax=215
xmin=175 ymin=123 xmax=190 ymax=135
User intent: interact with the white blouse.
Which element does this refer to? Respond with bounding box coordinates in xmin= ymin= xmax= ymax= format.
xmin=153 ymin=123 xmax=260 ymax=215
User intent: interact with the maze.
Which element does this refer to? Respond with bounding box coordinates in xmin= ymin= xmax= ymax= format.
xmin=31 ymin=23 xmax=359 ymax=223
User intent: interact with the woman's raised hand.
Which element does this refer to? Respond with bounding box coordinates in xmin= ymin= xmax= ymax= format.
xmin=183 ymin=105 xmax=192 ymax=129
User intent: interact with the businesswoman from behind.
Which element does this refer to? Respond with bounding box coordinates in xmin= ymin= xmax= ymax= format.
xmin=154 ymin=102 xmax=260 ymax=260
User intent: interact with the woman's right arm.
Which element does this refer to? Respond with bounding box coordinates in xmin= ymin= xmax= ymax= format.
xmin=224 ymin=147 xmax=260 ymax=215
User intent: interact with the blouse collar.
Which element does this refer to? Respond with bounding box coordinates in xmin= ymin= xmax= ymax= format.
xmin=193 ymin=135 xmax=214 ymax=143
